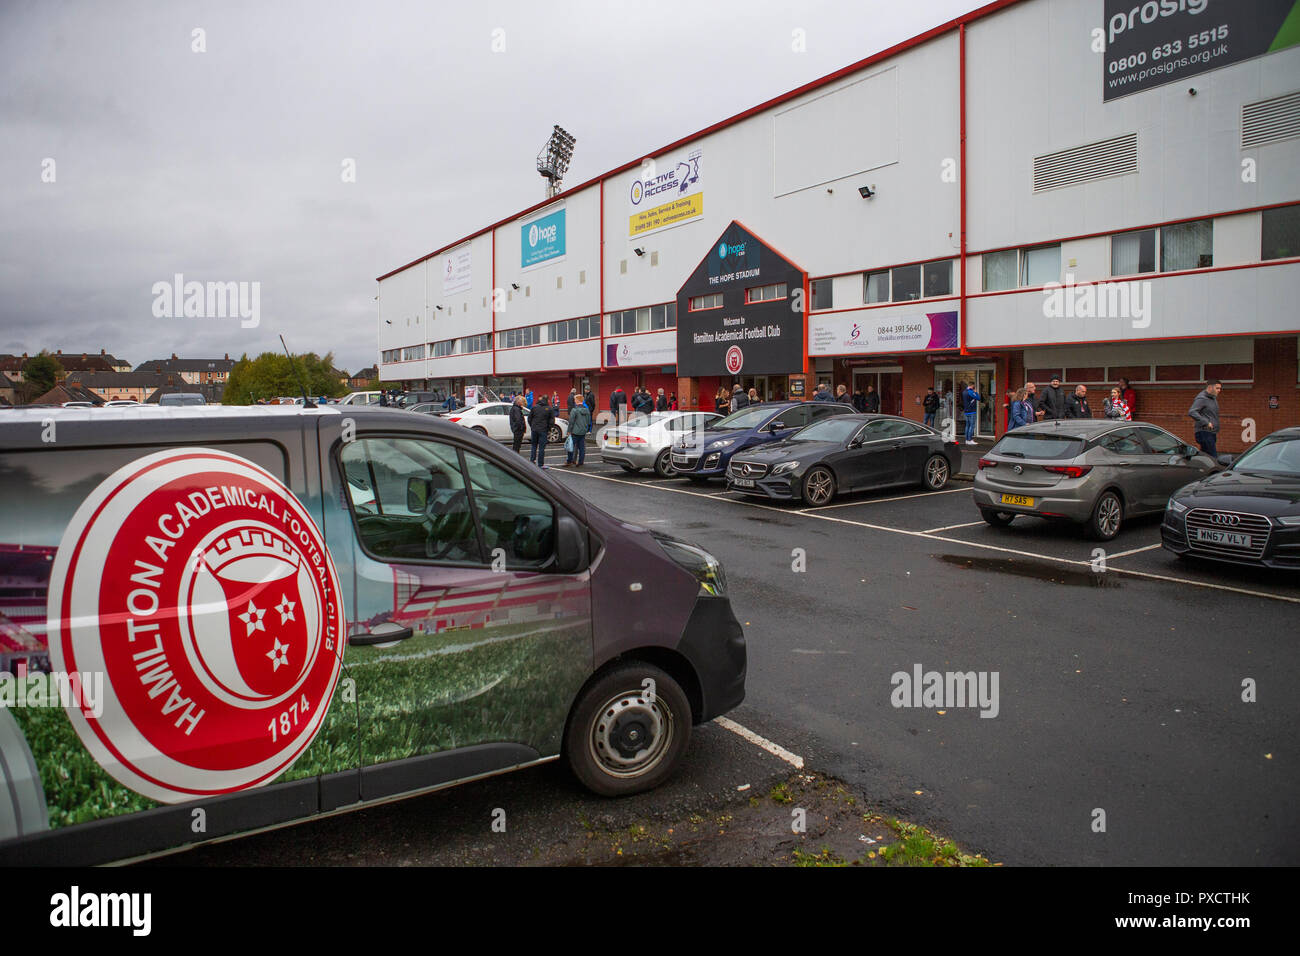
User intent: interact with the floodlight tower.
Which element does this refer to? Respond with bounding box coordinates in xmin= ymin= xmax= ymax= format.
xmin=536 ymin=125 xmax=577 ymax=198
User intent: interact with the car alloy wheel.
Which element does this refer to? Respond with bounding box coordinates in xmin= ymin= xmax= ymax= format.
xmin=980 ymin=508 xmax=1015 ymax=527
xmin=1089 ymin=491 xmax=1123 ymax=540
xmin=654 ymin=448 xmax=675 ymax=478
xmin=548 ymin=425 xmax=563 ymax=444
xmin=471 ymin=426 xmax=487 ymax=435
xmin=924 ymin=454 xmax=950 ymax=489
xmin=803 ymin=467 xmax=835 ymax=505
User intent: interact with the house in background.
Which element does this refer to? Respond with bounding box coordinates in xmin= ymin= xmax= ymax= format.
xmin=135 ymin=354 xmax=235 ymax=386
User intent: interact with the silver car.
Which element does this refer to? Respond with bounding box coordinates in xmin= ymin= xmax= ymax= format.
xmin=601 ymin=411 xmax=721 ymax=477
xmin=973 ymin=420 xmax=1218 ymax=540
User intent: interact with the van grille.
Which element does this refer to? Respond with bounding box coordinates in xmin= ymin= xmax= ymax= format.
xmin=1184 ymin=509 xmax=1270 ymax=561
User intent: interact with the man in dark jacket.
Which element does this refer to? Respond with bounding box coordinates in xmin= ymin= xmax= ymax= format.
xmin=528 ymin=397 xmax=555 ymax=467
xmin=812 ymin=383 xmax=833 ymax=402
xmin=565 ymin=398 xmax=592 ymax=467
xmin=610 ymin=386 xmax=628 ymax=420
xmin=566 ymin=388 xmax=578 ymax=411
xmin=923 ymin=387 xmax=940 ymax=427
xmin=655 ymin=388 xmax=669 ymax=412
xmin=864 ymin=384 xmax=881 ymax=413
xmin=1037 ymin=376 xmax=1068 ymax=420
xmin=508 ymin=395 xmax=527 ymax=454
xmin=1188 ymin=379 xmax=1222 ymax=456
xmin=1065 ymin=384 xmax=1092 ymax=419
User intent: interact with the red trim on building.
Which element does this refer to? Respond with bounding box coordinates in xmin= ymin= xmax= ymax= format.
xmin=808 ymin=295 xmax=962 ymax=316
xmin=375 ymin=0 xmax=1027 ymax=284
xmin=599 ymin=179 xmax=606 ymax=372
xmin=959 ymin=21 xmax=969 ymax=357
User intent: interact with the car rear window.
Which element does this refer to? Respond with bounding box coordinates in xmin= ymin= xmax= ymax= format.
xmin=991 ymin=433 xmax=1085 ymax=459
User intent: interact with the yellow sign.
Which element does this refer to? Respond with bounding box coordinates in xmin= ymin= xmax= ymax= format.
xmin=629 ymin=193 xmax=703 ymax=237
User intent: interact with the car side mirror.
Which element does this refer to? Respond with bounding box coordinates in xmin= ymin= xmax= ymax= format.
xmin=554 ymin=514 xmax=589 ymax=574
xmin=406 ymin=477 xmax=431 ymax=513
xmin=1182 ymin=445 xmax=1197 ymax=459
xmin=1216 ymin=453 xmax=1236 ymax=467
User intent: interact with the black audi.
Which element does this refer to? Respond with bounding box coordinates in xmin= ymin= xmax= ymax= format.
xmin=1162 ymin=426 xmax=1300 ymax=570
xmin=725 ymin=414 xmax=960 ymax=505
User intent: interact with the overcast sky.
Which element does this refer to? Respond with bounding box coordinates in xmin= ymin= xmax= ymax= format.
xmin=0 ymin=0 xmax=981 ymax=374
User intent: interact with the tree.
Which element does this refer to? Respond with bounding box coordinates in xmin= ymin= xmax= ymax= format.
xmin=20 ymin=352 xmax=64 ymax=403
xmin=223 ymin=351 xmax=347 ymax=405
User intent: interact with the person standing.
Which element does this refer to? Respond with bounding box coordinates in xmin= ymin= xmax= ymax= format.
xmin=747 ymin=387 xmax=759 ymax=405
xmin=1066 ymin=384 xmax=1092 ymax=419
xmin=378 ymin=390 xmax=389 ymax=408
xmin=864 ymin=384 xmax=881 ymax=413
xmin=923 ymin=387 xmax=940 ymax=427
xmin=1024 ymin=381 xmax=1044 ymax=421
xmin=525 ymin=388 xmax=534 ymax=410
xmin=565 ymin=396 xmax=591 ymax=467
xmin=669 ymin=392 xmax=678 ymax=411
xmin=812 ymin=382 xmax=833 ymax=402
xmin=583 ymin=386 xmax=594 ymax=410
xmin=509 ymin=394 xmax=527 ymax=453
xmin=567 ymin=388 xmax=578 ymax=411
xmin=1103 ymin=387 xmax=1131 ymax=421
xmin=528 ymin=396 xmax=554 ymax=467
xmin=1008 ymin=388 xmax=1035 ymax=430
xmin=1120 ymin=377 xmax=1138 ymax=419
xmin=1188 ymin=379 xmax=1222 ymax=457
xmin=835 ymin=384 xmax=852 ymax=405
xmin=961 ymin=380 xmax=981 ymax=445
xmin=610 ymin=385 xmax=627 ymax=421
xmin=732 ymin=384 xmax=750 ymax=411
xmin=655 ymin=388 xmax=669 ymax=412
xmin=715 ymin=387 xmax=730 ymax=414
xmin=1037 ymin=376 xmax=1068 ymax=420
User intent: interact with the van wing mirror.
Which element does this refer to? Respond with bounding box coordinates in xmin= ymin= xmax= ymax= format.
xmin=406 ymin=477 xmax=431 ymax=513
xmin=554 ymin=514 xmax=589 ymax=574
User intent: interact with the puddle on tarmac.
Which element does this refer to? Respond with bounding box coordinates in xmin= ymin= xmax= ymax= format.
xmin=936 ymin=553 xmax=1121 ymax=588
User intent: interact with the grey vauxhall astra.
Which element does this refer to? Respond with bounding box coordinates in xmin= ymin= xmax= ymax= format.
xmin=972 ymin=420 xmax=1219 ymax=540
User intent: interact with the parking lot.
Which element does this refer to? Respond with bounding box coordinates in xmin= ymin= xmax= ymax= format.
xmin=541 ymin=459 xmax=1299 ymax=865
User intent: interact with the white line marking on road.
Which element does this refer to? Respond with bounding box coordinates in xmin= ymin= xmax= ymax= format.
xmin=800 ymin=486 xmax=971 ymax=510
xmin=921 ymin=520 xmax=987 ymax=533
xmin=1105 ymin=543 xmax=1163 ymax=559
xmin=562 ymin=470 xmax=1300 ymax=604
xmin=713 ymin=716 xmax=805 ymax=769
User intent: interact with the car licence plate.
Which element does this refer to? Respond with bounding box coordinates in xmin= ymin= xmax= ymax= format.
xmin=732 ymin=478 xmax=755 ymax=488
xmin=1000 ymin=494 xmax=1035 ymax=507
xmin=607 ymin=436 xmax=621 ymax=447
xmin=1192 ymin=528 xmax=1252 ymax=548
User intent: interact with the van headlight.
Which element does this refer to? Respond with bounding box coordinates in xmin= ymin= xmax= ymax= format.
xmin=653 ymin=534 xmax=727 ymax=597
xmin=770 ymin=461 xmax=800 ymax=476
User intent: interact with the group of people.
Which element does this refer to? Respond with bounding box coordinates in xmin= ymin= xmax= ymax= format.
xmin=607 ymin=385 xmax=678 ymax=415
xmin=508 ymin=386 xmax=594 ymax=469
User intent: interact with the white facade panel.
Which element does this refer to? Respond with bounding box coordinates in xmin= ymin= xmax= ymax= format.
xmin=493 ymin=192 xmax=601 ymax=331
xmin=967 ymin=261 xmax=1300 ymax=348
xmin=493 ymin=339 xmax=601 ymax=376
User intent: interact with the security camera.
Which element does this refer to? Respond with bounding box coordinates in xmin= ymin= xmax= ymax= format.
xmin=633 ymin=247 xmax=646 ymax=257
xmin=1188 ymin=87 xmax=1197 ymax=96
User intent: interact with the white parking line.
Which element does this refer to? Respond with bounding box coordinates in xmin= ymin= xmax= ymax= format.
xmin=1106 ymin=543 xmax=1163 ymax=559
xmin=713 ymin=716 xmax=805 ymax=769
xmin=799 ymin=486 xmax=971 ymax=511
xmin=562 ymin=468 xmax=1300 ymax=605
xmin=921 ymin=520 xmax=987 ymax=533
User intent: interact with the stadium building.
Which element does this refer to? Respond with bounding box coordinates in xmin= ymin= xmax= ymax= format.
xmin=376 ymin=0 xmax=1300 ymax=449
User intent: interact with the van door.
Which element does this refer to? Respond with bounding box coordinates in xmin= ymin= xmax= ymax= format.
xmin=0 ymin=438 xmax=360 ymax=862
xmin=331 ymin=432 xmax=593 ymax=801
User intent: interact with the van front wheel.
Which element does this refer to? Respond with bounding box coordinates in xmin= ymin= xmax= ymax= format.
xmin=565 ymin=663 xmax=691 ymax=797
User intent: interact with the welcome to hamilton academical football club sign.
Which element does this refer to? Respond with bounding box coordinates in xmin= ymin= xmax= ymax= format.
xmin=675 ymin=221 xmax=806 ymax=378
xmin=45 ymin=448 xmax=346 ymax=804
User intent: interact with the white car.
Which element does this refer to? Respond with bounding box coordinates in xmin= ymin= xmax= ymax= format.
xmin=338 ymin=391 xmax=382 ymax=406
xmin=600 ymin=410 xmax=721 ymax=477
xmin=103 ymin=400 xmax=142 ymax=407
xmin=445 ymin=401 xmax=567 ymax=444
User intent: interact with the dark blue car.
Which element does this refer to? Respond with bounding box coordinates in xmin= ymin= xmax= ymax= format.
xmin=670 ymin=401 xmax=856 ymax=481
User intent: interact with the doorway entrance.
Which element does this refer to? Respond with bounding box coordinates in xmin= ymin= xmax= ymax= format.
xmin=735 ymin=375 xmax=780 ymax=402
xmin=851 ymin=368 xmax=902 ymax=415
xmin=933 ymin=366 xmax=996 ymax=439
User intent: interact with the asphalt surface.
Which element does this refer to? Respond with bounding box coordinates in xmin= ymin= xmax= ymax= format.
xmin=542 ymin=459 xmax=1299 ymax=866
xmin=160 ymin=447 xmax=1298 ymax=866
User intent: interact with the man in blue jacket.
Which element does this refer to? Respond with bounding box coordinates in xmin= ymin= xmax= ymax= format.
xmin=962 ymin=381 xmax=982 ymax=445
